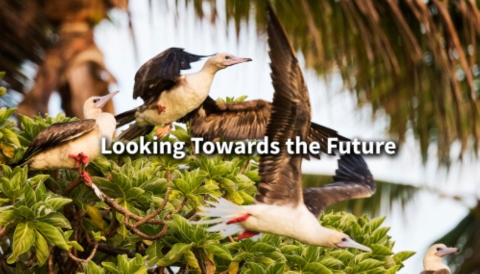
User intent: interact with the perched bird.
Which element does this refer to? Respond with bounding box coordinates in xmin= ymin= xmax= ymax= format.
xmin=421 ymin=244 xmax=459 ymax=274
xmin=115 ymin=48 xmax=252 ymax=139
xmin=15 ymin=91 xmax=118 ymax=183
xmin=192 ymin=7 xmax=373 ymax=252
xmin=178 ymin=96 xmax=349 ymax=158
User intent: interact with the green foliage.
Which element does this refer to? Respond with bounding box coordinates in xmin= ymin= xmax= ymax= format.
xmin=0 ymin=73 xmax=21 ymax=164
xmin=0 ymin=108 xmax=414 ymax=273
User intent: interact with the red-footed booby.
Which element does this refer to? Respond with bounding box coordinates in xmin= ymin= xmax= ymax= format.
xmin=421 ymin=244 xmax=459 ymax=274
xmin=16 ymin=91 xmax=118 ymax=183
xmin=191 ymin=7 xmax=372 ymax=252
xmin=115 ymin=48 xmax=252 ymax=139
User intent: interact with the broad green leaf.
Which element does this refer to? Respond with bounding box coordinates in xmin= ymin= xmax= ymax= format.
xmin=24 ymin=186 xmax=36 ymax=207
xmin=86 ymin=205 xmax=104 ymax=230
xmin=0 ymin=209 xmax=16 ymax=226
xmin=392 ymin=251 xmax=416 ymax=264
xmin=37 ymin=212 xmax=71 ymax=229
xmin=353 ymin=259 xmax=384 ymax=273
xmin=371 ymin=244 xmax=394 ymax=256
xmin=14 ymin=206 xmax=34 ymax=220
xmin=266 ymin=262 xmax=285 ymax=274
xmin=34 ymin=222 xmax=69 ymax=250
xmin=82 ymin=260 xmax=105 ymax=274
xmin=184 ymin=250 xmax=200 ymax=270
xmin=146 ymin=241 xmax=164 ymax=267
xmin=34 ymin=230 xmax=49 ymax=266
xmin=203 ymin=244 xmax=233 ymax=260
xmin=45 ymin=197 xmax=72 ymax=210
xmin=157 ymin=243 xmax=193 ymax=266
xmin=29 ymin=174 xmax=50 ymax=188
xmin=245 ymin=262 xmax=266 ymax=274
xmin=251 ymin=242 xmax=276 ymax=253
xmin=7 ymin=222 xmax=35 ymax=264
xmin=303 ymin=262 xmax=333 ymax=274
xmin=101 ymin=262 xmax=121 ymax=273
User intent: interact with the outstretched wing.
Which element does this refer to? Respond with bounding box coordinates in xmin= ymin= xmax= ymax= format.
xmin=21 ymin=120 xmax=97 ymax=161
xmin=181 ymin=96 xmax=272 ymax=141
xmin=133 ymin=48 xmax=211 ymax=104
xmin=182 ymin=96 xmax=349 ymax=158
xmin=254 ymin=6 xmax=311 ymax=207
xmin=303 ymin=153 xmax=376 ymax=218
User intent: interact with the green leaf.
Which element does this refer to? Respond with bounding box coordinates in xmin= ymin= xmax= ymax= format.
xmin=24 ymin=186 xmax=36 ymax=207
xmin=266 ymin=262 xmax=285 ymax=274
xmin=7 ymin=222 xmax=35 ymax=264
xmin=45 ymin=197 xmax=72 ymax=210
xmin=319 ymin=257 xmax=344 ymax=268
xmin=371 ymin=244 xmax=394 ymax=256
xmin=146 ymin=241 xmax=164 ymax=267
xmin=184 ymin=250 xmax=200 ymax=270
xmin=303 ymin=262 xmax=333 ymax=274
xmin=157 ymin=243 xmax=193 ymax=266
xmin=353 ymin=259 xmax=384 ymax=273
xmin=203 ymin=244 xmax=233 ymax=260
xmin=385 ymin=265 xmax=401 ymax=274
xmin=101 ymin=262 xmax=121 ymax=273
xmin=34 ymin=230 xmax=49 ymax=266
xmin=14 ymin=206 xmax=34 ymax=220
xmin=86 ymin=205 xmax=104 ymax=231
xmin=245 ymin=262 xmax=266 ymax=273
xmin=28 ymin=174 xmax=50 ymax=188
xmin=37 ymin=212 xmax=72 ymax=229
xmin=251 ymin=242 xmax=276 ymax=253
xmin=34 ymin=222 xmax=69 ymax=250
xmin=285 ymin=255 xmax=307 ymax=268
xmin=82 ymin=260 xmax=105 ymax=274
xmin=0 ymin=209 xmax=16 ymax=226
xmin=0 ymin=71 xmax=5 ymax=81
xmin=392 ymin=251 xmax=416 ymax=264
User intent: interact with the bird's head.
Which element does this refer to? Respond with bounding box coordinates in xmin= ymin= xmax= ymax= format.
xmin=327 ymin=231 xmax=372 ymax=252
xmin=84 ymin=91 xmax=119 ymax=118
xmin=427 ymin=244 xmax=459 ymax=258
xmin=206 ymin=53 xmax=252 ymax=70
xmin=423 ymin=243 xmax=458 ymax=271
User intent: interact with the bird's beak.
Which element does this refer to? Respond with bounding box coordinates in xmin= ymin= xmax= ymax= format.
xmin=337 ymin=239 xmax=372 ymax=252
xmin=95 ymin=91 xmax=119 ymax=108
xmin=224 ymin=56 xmax=252 ymax=66
xmin=435 ymin=247 xmax=459 ymax=257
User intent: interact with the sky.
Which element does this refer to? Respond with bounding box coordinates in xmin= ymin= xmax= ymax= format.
xmin=46 ymin=0 xmax=480 ymax=272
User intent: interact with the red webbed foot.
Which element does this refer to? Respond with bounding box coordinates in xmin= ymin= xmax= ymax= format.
xmin=69 ymin=152 xmax=89 ymax=168
xmin=82 ymin=171 xmax=93 ymax=186
xmin=155 ymin=123 xmax=172 ymax=138
xmin=237 ymin=230 xmax=260 ymax=240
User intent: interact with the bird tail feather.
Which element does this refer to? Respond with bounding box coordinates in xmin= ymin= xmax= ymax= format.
xmin=117 ymin=124 xmax=154 ymax=141
xmin=115 ymin=108 xmax=138 ymax=128
xmin=192 ymin=196 xmax=247 ymax=237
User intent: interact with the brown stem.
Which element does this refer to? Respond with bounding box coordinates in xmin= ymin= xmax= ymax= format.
xmin=134 ymin=187 xmax=171 ymax=228
xmin=65 ymin=178 xmax=82 ymax=196
xmin=124 ymin=216 xmax=169 ymax=240
xmin=97 ymin=243 xmax=143 ymax=257
xmin=22 ymin=253 xmax=37 ymax=274
xmin=67 ymin=241 xmax=99 ymax=263
xmin=0 ymin=221 xmax=15 ymax=238
xmin=47 ymin=249 xmax=54 ymax=274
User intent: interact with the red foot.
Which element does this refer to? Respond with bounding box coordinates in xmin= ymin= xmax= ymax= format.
xmin=155 ymin=124 xmax=172 ymax=138
xmin=227 ymin=214 xmax=251 ymax=224
xmin=157 ymin=105 xmax=166 ymax=115
xmin=237 ymin=230 xmax=260 ymax=240
xmin=69 ymin=152 xmax=89 ymax=167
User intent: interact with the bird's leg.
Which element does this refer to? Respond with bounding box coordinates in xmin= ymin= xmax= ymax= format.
xmin=226 ymin=213 xmax=251 ymax=224
xmin=155 ymin=123 xmax=172 ymax=138
xmin=68 ymin=152 xmax=92 ymax=186
xmin=237 ymin=230 xmax=260 ymax=240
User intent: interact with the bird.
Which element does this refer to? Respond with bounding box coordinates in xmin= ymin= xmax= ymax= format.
xmin=115 ymin=48 xmax=252 ymax=140
xmin=421 ymin=244 xmax=459 ymax=274
xmin=177 ymin=95 xmax=349 ymax=158
xmin=15 ymin=91 xmax=118 ymax=184
xmin=191 ymin=6 xmax=373 ymax=252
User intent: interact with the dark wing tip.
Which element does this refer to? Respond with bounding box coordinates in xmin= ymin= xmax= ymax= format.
xmin=334 ymin=153 xmax=375 ymax=191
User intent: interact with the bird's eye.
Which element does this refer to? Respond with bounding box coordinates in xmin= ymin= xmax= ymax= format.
xmin=225 ymin=56 xmax=231 ymax=60
xmin=341 ymin=238 xmax=347 ymax=242
xmin=93 ymin=99 xmax=100 ymax=103
xmin=436 ymin=247 xmax=442 ymax=251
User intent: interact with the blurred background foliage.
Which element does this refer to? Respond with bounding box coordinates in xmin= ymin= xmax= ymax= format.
xmin=1 ymin=0 xmax=480 ymax=272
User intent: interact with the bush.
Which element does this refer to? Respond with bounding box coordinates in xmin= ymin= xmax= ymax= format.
xmin=0 ymin=90 xmax=414 ymax=273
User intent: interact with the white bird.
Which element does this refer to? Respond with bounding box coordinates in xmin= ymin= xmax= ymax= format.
xmin=16 ymin=91 xmax=118 ymax=184
xmin=191 ymin=6 xmax=372 ymax=252
xmin=115 ymin=48 xmax=252 ymax=140
xmin=421 ymin=244 xmax=459 ymax=274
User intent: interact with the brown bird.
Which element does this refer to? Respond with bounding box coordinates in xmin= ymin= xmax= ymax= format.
xmin=115 ymin=48 xmax=252 ymax=139
xmin=15 ymin=91 xmax=118 ymax=184
xmin=192 ymin=6 xmax=374 ymax=251
xmin=421 ymin=244 xmax=459 ymax=274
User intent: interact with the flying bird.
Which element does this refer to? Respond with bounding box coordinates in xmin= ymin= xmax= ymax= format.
xmin=15 ymin=91 xmax=118 ymax=184
xmin=421 ymin=244 xmax=459 ymax=274
xmin=115 ymin=48 xmax=252 ymax=139
xmin=192 ymin=6 xmax=373 ymax=252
